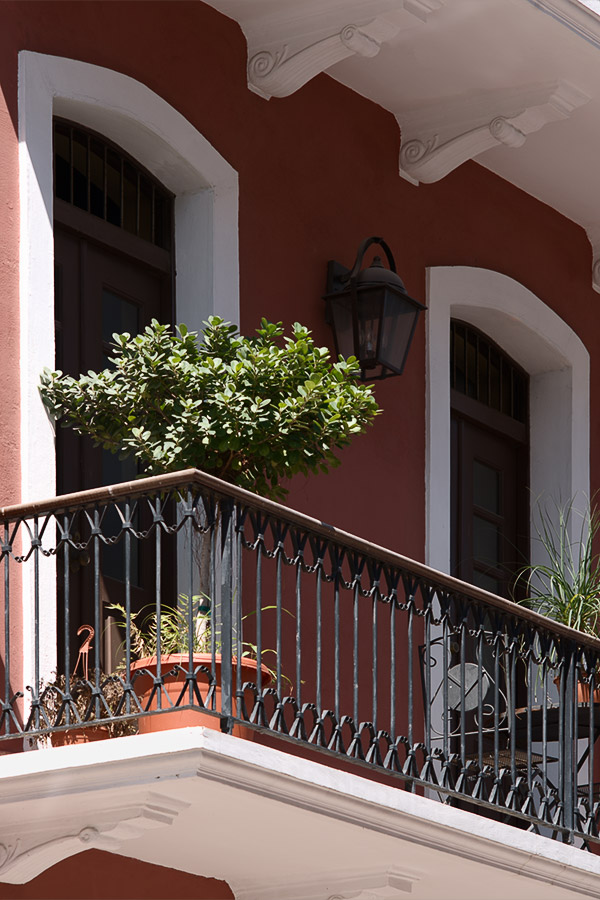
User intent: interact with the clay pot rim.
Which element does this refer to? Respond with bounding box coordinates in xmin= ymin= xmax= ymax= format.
xmin=130 ymin=653 xmax=272 ymax=683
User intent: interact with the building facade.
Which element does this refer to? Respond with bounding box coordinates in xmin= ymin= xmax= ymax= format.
xmin=2 ymin=1 xmax=600 ymax=898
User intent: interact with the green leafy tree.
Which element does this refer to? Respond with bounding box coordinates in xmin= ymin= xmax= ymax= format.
xmin=40 ymin=317 xmax=381 ymax=499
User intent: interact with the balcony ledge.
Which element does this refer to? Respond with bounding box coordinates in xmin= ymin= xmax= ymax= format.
xmin=0 ymin=729 xmax=599 ymax=899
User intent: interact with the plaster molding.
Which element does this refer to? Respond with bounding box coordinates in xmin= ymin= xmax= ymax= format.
xmin=248 ymin=20 xmax=390 ymax=99
xmin=0 ymin=792 xmax=188 ymax=884
xmin=398 ymin=81 xmax=589 ymax=184
xmin=525 ymin=0 xmax=600 ymax=50
xmin=585 ymin=224 xmax=600 ymax=293
xmin=237 ymin=866 xmax=419 ymax=900
xmin=247 ymin=2 xmax=444 ymax=99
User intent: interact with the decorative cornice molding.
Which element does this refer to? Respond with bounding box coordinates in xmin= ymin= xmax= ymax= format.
xmin=237 ymin=866 xmax=420 ymax=900
xmin=0 ymin=792 xmax=188 ymax=884
xmin=398 ymin=81 xmax=589 ymax=184
xmin=525 ymin=0 xmax=600 ymax=50
xmin=247 ymin=2 xmax=444 ymax=100
xmin=585 ymin=224 xmax=600 ymax=294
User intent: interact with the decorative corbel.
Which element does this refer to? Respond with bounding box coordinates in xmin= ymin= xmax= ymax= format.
xmin=247 ymin=2 xmax=444 ymax=100
xmin=248 ymin=22 xmax=385 ymax=100
xmin=398 ymin=81 xmax=589 ymax=184
xmin=0 ymin=792 xmax=188 ymax=884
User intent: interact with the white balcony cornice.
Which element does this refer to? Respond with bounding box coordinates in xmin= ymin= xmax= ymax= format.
xmin=1 ymin=729 xmax=600 ymax=898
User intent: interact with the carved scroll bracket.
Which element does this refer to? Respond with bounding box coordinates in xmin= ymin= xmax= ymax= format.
xmin=398 ymin=81 xmax=589 ymax=185
xmin=247 ymin=2 xmax=444 ymax=100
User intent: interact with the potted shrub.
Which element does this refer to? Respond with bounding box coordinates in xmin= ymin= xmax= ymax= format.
xmin=39 ymin=316 xmax=381 ymax=499
xmin=515 ymin=497 xmax=600 ymax=702
xmin=39 ymin=317 xmax=380 ymax=734
xmin=107 ymin=596 xmax=276 ymax=737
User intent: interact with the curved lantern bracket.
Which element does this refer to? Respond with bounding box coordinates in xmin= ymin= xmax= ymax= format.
xmin=348 ymin=236 xmax=397 ymax=281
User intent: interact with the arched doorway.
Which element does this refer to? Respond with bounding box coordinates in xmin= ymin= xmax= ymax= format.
xmin=426 ymin=266 xmax=589 ymax=578
xmin=52 ymin=118 xmax=176 ymax=669
xmin=53 ymin=117 xmax=174 ymax=495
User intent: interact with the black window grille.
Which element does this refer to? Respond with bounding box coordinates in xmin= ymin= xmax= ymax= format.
xmin=450 ymin=320 xmax=528 ymax=423
xmin=53 ymin=118 xmax=173 ymax=251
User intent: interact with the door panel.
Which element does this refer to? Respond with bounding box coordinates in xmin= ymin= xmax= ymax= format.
xmin=54 ymin=225 xmax=171 ymax=670
xmin=452 ymin=414 xmax=527 ymax=598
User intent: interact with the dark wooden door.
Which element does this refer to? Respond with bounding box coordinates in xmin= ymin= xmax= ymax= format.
xmin=54 ymin=225 xmax=172 ymax=670
xmin=451 ymin=413 xmax=527 ymax=598
xmin=55 ymin=226 xmax=166 ymax=494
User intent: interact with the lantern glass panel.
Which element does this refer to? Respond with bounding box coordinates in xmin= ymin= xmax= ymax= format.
xmin=378 ymin=290 xmax=421 ymax=374
xmin=328 ymin=294 xmax=354 ymax=360
xmin=357 ymin=286 xmax=385 ymax=370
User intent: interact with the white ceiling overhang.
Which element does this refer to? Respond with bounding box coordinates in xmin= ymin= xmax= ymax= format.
xmin=205 ymin=0 xmax=600 ymax=291
xmin=2 ymin=729 xmax=600 ymax=898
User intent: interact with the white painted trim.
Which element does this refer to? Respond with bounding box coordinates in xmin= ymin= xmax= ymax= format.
xmin=2 ymin=727 xmax=600 ymax=894
xmin=18 ymin=51 xmax=239 ymax=688
xmin=426 ymin=266 xmax=590 ymax=573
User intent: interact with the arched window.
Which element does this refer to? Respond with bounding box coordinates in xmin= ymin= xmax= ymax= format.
xmin=450 ymin=320 xmax=529 ymax=596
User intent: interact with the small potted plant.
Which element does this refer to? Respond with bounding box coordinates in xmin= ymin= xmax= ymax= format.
xmin=108 ymin=596 xmax=276 ymax=737
xmin=515 ymin=496 xmax=600 ymax=702
xmin=38 ymin=672 xmax=138 ymax=745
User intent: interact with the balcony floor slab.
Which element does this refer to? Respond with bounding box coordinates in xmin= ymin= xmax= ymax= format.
xmin=0 ymin=729 xmax=599 ymax=899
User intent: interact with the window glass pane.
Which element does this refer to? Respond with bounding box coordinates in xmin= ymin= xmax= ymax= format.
xmin=53 ymin=119 xmax=172 ymax=250
xmin=477 ymin=339 xmax=489 ymax=405
xmin=472 ymin=570 xmax=502 ymax=595
xmin=72 ymin=129 xmax=88 ymax=211
xmin=473 ymin=461 xmax=500 ymax=514
xmin=473 ymin=515 xmax=500 ymax=567
xmin=466 ymin=330 xmax=477 ymax=399
xmin=501 ymin=358 xmax=512 ymax=417
xmin=450 ymin=320 xmax=528 ymax=424
xmin=89 ymin=139 xmax=105 ymax=219
xmin=489 ymin=348 xmax=501 ymax=411
xmin=123 ymin=161 xmax=138 ymax=234
xmin=106 ymin=149 xmax=121 ymax=227
xmin=513 ymin=370 xmax=527 ymax=424
xmin=102 ymin=290 xmax=139 ymax=365
xmin=54 ymin=123 xmax=71 ymax=203
xmin=138 ymin=178 xmax=153 ymax=242
xmin=454 ymin=324 xmax=466 ymax=393
xmin=154 ymin=192 xmax=170 ymax=249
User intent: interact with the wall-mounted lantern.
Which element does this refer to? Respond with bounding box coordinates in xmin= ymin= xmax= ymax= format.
xmin=323 ymin=236 xmax=426 ymax=381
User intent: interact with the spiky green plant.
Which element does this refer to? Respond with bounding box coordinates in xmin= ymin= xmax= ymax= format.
xmin=515 ymin=497 xmax=600 ymax=636
xmin=108 ymin=595 xmax=211 ymax=659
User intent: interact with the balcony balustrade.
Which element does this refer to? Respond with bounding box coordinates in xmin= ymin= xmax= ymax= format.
xmin=1 ymin=469 xmax=599 ymax=849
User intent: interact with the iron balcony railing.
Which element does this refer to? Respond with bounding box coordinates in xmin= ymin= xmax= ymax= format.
xmin=1 ymin=469 xmax=600 ymax=847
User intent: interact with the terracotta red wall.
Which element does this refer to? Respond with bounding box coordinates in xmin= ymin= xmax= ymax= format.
xmin=0 ymin=1 xmax=598 ymax=892
xmin=1 ymin=0 xmax=598 ymax=557
xmin=0 ymin=850 xmax=233 ymax=899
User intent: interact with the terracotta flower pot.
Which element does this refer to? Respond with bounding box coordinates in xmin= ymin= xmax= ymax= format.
xmin=553 ymin=675 xmax=600 ymax=704
xmin=130 ymin=653 xmax=271 ymax=739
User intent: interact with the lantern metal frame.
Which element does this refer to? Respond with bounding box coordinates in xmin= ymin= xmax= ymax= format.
xmin=323 ymin=236 xmax=426 ymax=381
